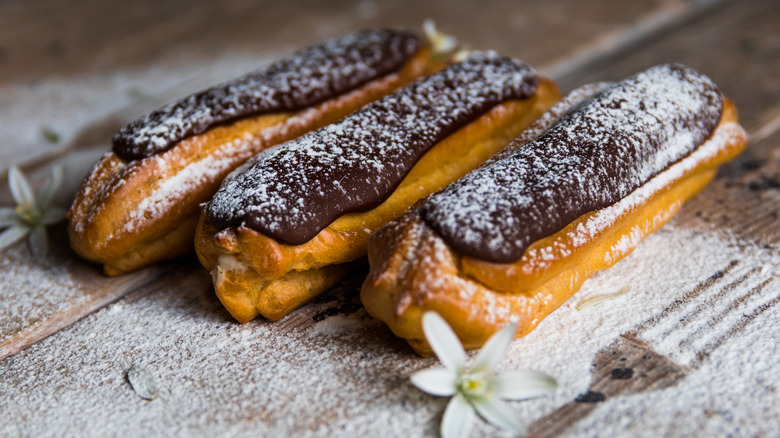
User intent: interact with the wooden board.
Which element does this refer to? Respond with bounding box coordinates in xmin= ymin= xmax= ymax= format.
xmin=0 ymin=0 xmax=694 ymax=85
xmin=0 ymin=0 xmax=778 ymax=436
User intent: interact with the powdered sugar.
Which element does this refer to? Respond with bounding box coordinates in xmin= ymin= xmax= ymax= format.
xmin=422 ymin=64 xmax=723 ymax=262
xmin=0 ymin=232 xmax=776 ymax=437
xmin=118 ymin=135 xmax=256 ymax=234
xmin=523 ymin=122 xmax=746 ymax=273
xmin=207 ymin=52 xmax=538 ymax=244
xmin=0 ymin=243 xmax=83 ymax=341
xmin=113 ymin=29 xmax=422 ymax=160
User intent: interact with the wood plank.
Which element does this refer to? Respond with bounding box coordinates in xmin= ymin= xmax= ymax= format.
xmin=555 ymin=0 xmax=780 ymax=133
xmin=539 ymin=0 xmax=726 ymax=78
xmin=0 ymin=226 xmax=176 ymax=361
xmin=0 ymin=0 xmax=695 ymax=86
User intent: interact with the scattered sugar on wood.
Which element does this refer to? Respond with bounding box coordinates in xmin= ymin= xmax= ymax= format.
xmin=0 ymin=244 xmax=84 ymax=341
xmin=0 ymin=225 xmax=776 ymax=436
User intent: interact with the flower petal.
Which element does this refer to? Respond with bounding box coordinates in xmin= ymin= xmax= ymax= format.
xmin=441 ymin=393 xmax=475 ymax=438
xmin=422 ymin=312 xmax=467 ymax=372
xmin=472 ymin=321 xmax=517 ymax=374
xmin=576 ymin=285 xmax=631 ymax=311
xmin=422 ymin=19 xmax=437 ymax=40
xmin=9 ymin=166 xmax=36 ymax=206
xmin=41 ymin=207 xmax=67 ymax=225
xmin=38 ymin=165 xmax=64 ymax=209
xmin=491 ymin=370 xmax=558 ymax=400
xmin=472 ymin=396 xmax=525 ymax=435
xmin=28 ymin=226 xmax=49 ymax=261
xmin=0 ymin=225 xmax=29 ymax=250
xmin=410 ymin=367 xmax=457 ymax=397
xmin=0 ymin=207 xmax=21 ymax=228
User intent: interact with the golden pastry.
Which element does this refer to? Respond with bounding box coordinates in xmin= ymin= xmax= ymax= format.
xmin=68 ymin=29 xmax=439 ymax=274
xmin=195 ymin=52 xmax=561 ymax=322
xmin=360 ymin=64 xmax=748 ymax=354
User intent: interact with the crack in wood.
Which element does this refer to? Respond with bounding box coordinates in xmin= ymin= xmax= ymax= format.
xmin=0 ymin=262 xmax=176 ymax=361
xmin=528 ymin=336 xmax=688 ymax=438
xmin=529 ymin=260 xmax=777 ymax=436
xmin=662 ymin=267 xmax=758 ymax=339
xmin=679 ymin=275 xmax=772 ymax=350
xmin=625 ymin=260 xmax=739 ymax=337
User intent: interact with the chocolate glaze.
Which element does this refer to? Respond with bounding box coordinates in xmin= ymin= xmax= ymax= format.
xmin=420 ymin=64 xmax=723 ymax=263
xmin=207 ymin=52 xmax=539 ymax=244
xmin=112 ymin=29 xmax=422 ymax=160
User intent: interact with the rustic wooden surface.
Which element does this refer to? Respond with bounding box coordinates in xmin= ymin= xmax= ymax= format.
xmin=0 ymin=0 xmax=778 ymax=436
xmin=0 ymin=0 xmax=722 ymax=365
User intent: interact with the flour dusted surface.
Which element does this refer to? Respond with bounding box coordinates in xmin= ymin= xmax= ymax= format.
xmin=0 ymin=231 xmax=776 ymax=437
xmin=0 ymin=244 xmax=84 ymax=341
xmin=421 ymin=63 xmax=723 ymax=263
xmin=207 ymin=52 xmax=539 ymax=244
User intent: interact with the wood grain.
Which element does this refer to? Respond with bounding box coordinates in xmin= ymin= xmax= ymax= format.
xmin=0 ymin=0 xmax=712 ymax=184
xmin=0 ymin=0 xmax=722 ymax=362
xmin=0 ymin=226 xmax=176 ymax=361
xmin=528 ymin=336 xmax=689 ymax=438
xmin=0 ymin=0 xmax=687 ymax=86
xmin=555 ymin=0 xmax=780 ymax=133
xmin=0 ymin=0 xmax=778 ymax=435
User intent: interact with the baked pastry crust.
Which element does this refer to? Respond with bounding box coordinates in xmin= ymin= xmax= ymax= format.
xmin=360 ymin=69 xmax=747 ymax=355
xmin=68 ymin=30 xmax=435 ymax=275
xmin=195 ymin=55 xmax=561 ymax=322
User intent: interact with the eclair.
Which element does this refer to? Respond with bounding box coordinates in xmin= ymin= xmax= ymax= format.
xmin=68 ymin=29 xmax=440 ymax=275
xmin=195 ymin=52 xmax=561 ymax=322
xmin=360 ymin=64 xmax=748 ymax=355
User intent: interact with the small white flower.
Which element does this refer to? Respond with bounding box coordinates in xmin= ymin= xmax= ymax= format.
xmin=0 ymin=165 xmax=66 ymax=261
xmin=411 ymin=312 xmax=557 ymax=438
xmin=423 ymin=19 xmax=458 ymax=59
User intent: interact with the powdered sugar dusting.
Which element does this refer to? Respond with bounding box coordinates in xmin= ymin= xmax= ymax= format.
xmin=583 ymin=122 xmax=744 ymax=265
xmin=0 ymin=244 xmax=84 ymax=341
xmin=118 ymin=135 xmax=257 ymax=235
xmin=517 ymin=123 xmax=746 ymax=275
xmin=422 ymin=64 xmax=723 ymax=262
xmin=485 ymin=81 xmax=613 ymax=165
xmin=1 ymin=234 xmax=776 ymax=437
xmin=112 ymin=29 xmax=421 ymax=160
xmin=207 ymin=52 xmax=538 ymax=245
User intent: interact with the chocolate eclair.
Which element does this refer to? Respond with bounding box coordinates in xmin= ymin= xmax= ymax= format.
xmin=361 ymin=64 xmax=748 ymax=354
xmin=68 ymin=29 xmax=441 ymax=275
xmin=195 ymin=52 xmax=561 ymax=322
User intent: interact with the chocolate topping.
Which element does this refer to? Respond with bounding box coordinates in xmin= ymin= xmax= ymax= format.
xmin=112 ymin=29 xmax=422 ymax=160
xmin=420 ymin=63 xmax=723 ymax=263
xmin=207 ymin=52 xmax=539 ymax=244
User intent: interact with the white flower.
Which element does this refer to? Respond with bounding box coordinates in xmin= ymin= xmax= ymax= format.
xmin=411 ymin=312 xmax=557 ymax=438
xmin=0 ymin=165 xmax=66 ymax=261
xmin=423 ymin=19 xmax=458 ymax=59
